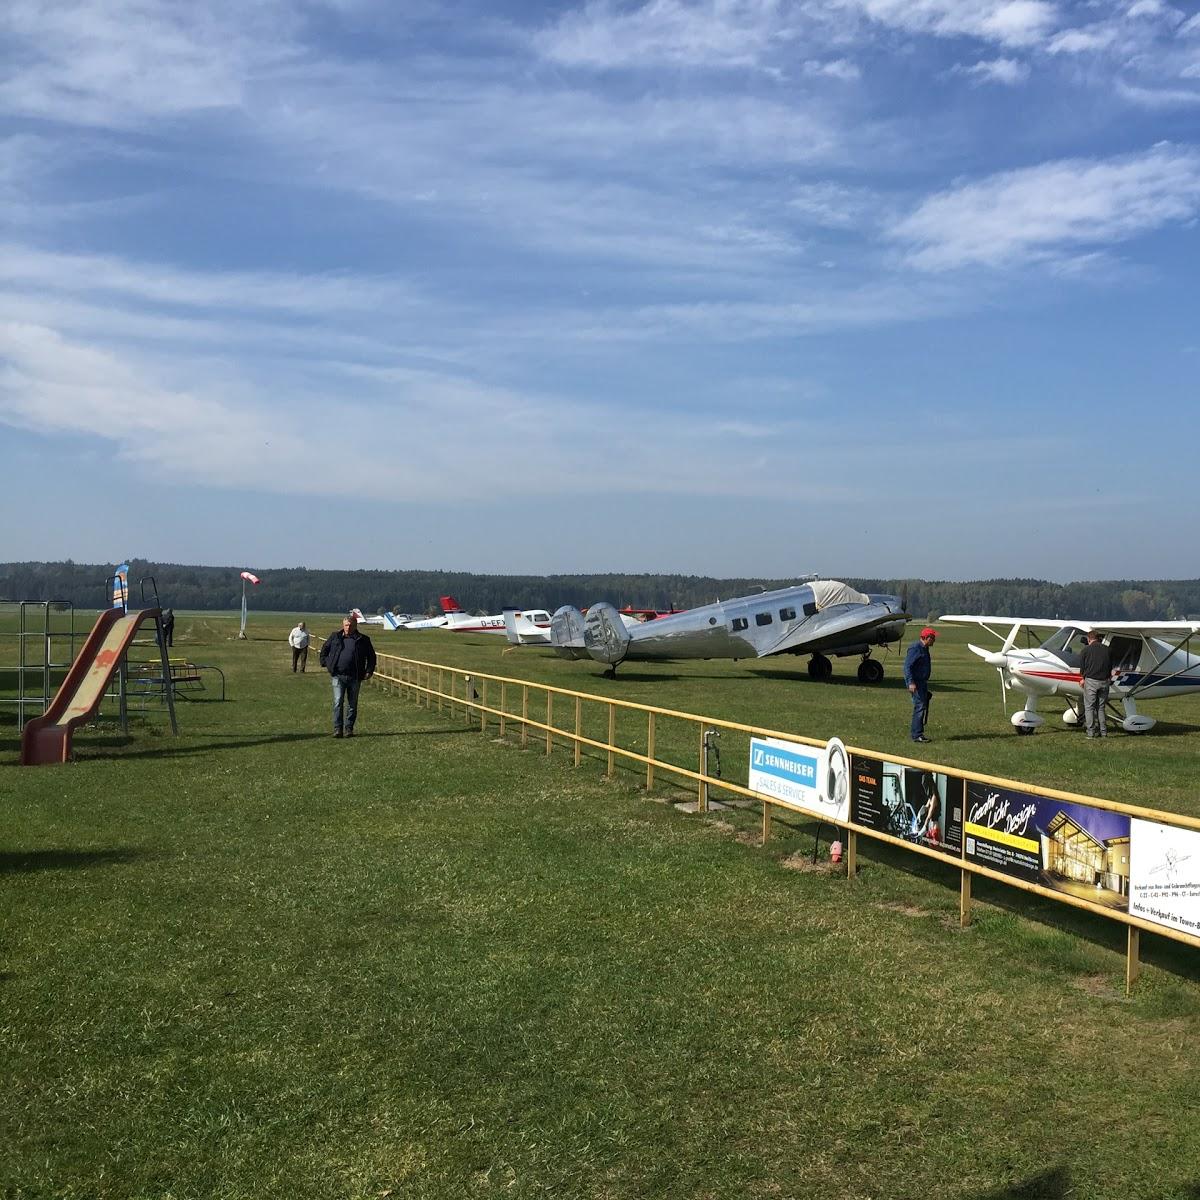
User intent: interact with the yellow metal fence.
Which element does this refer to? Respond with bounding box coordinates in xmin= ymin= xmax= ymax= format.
xmin=367 ymin=648 xmax=1200 ymax=992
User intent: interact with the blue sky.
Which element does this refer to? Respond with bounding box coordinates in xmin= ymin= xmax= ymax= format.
xmin=2 ymin=0 xmax=1198 ymax=582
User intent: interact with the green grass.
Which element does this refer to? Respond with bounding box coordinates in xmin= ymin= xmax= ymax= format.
xmin=3 ymin=613 xmax=1200 ymax=1199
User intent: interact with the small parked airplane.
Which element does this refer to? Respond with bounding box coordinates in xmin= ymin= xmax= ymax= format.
xmin=551 ymin=579 xmax=908 ymax=680
xmin=938 ymin=615 xmax=1200 ymax=734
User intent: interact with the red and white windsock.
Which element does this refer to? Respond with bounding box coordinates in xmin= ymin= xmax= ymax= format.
xmin=240 ymin=570 xmax=261 ymax=584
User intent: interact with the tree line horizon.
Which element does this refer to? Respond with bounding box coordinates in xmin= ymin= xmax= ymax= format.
xmin=3 ymin=560 xmax=1198 ymax=623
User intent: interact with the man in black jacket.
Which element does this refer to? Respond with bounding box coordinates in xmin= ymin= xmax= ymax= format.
xmin=319 ymin=613 xmax=377 ymax=738
xmin=1079 ymin=629 xmax=1114 ymax=739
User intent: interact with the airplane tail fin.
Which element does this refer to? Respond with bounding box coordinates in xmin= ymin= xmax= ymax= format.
xmin=382 ymin=612 xmax=404 ymax=630
xmin=583 ymin=601 xmax=632 ymax=666
xmin=503 ymin=608 xmax=521 ymax=645
xmin=439 ymin=595 xmax=463 ymax=614
xmin=550 ymin=606 xmax=589 ymax=660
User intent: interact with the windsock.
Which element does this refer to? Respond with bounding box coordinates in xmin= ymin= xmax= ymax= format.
xmin=240 ymin=570 xmax=261 ymax=584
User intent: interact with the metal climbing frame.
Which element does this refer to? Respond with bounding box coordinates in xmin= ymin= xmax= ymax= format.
xmin=0 ymin=600 xmax=79 ymax=729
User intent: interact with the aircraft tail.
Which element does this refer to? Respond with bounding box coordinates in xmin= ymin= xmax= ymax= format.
xmin=550 ymin=606 xmax=589 ymax=659
xmin=503 ymin=608 xmax=521 ymax=645
xmin=382 ymin=612 xmax=405 ymax=631
xmin=439 ymin=595 xmax=463 ymax=614
xmin=583 ymin=601 xmax=632 ymax=666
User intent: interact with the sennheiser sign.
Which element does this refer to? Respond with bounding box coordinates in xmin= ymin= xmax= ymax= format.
xmin=749 ymin=736 xmax=849 ymax=823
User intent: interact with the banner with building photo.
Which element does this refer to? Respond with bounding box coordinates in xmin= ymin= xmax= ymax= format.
xmin=964 ymin=783 xmax=1130 ymax=912
xmin=748 ymin=736 xmax=849 ymax=823
xmin=1128 ymin=819 xmax=1200 ymax=938
xmin=849 ymin=755 xmax=963 ymax=855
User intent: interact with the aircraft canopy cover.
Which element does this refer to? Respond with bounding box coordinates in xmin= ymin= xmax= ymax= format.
xmin=811 ymin=580 xmax=870 ymax=609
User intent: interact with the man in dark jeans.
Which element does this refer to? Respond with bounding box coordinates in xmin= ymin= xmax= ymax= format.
xmin=319 ymin=613 xmax=377 ymax=738
xmin=904 ymin=627 xmax=937 ymax=743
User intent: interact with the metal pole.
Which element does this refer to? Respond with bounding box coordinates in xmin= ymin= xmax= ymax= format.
xmin=646 ymin=712 xmax=655 ymax=789
xmin=607 ymin=705 xmax=616 ymax=777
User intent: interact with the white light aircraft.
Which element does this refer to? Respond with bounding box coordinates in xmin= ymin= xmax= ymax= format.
xmin=939 ymin=615 xmax=1200 ymax=734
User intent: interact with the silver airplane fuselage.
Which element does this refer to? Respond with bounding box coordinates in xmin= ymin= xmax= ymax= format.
xmin=554 ymin=580 xmax=908 ymax=681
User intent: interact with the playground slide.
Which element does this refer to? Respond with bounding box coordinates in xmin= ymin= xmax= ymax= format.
xmin=20 ymin=607 xmax=162 ymax=766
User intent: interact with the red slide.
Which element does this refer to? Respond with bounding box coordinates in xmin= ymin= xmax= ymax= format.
xmin=20 ymin=608 xmax=162 ymax=766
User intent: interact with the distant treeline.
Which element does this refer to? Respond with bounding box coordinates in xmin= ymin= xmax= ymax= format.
xmin=2 ymin=561 xmax=1198 ymax=621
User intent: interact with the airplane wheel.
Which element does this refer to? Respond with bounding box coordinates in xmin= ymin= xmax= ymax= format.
xmin=808 ymin=654 xmax=833 ymax=681
xmin=857 ymin=659 xmax=884 ymax=684
xmin=1016 ymin=726 xmax=1036 ymax=736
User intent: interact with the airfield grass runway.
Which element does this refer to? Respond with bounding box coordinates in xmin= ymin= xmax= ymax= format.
xmin=2 ymin=612 xmax=1199 ymax=1198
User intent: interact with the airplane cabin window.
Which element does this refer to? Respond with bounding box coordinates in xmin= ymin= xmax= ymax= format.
xmin=803 ymin=602 xmax=818 ymax=617
xmin=779 ymin=607 xmax=796 ymax=620
xmin=731 ymin=617 xmax=749 ymax=632
xmin=755 ymin=612 xmax=773 ymax=626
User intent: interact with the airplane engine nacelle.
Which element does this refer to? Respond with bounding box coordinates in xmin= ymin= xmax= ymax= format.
xmin=1011 ymin=710 xmax=1045 ymax=734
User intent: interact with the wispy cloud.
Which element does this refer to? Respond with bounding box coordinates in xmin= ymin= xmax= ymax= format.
xmin=951 ymin=57 xmax=1031 ymax=85
xmin=890 ymin=145 xmax=1200 ymax=271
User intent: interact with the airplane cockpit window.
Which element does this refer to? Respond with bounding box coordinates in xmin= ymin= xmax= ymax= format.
xmin=1040 ymin=626 xmax=1087 ymax=666
xmin=803 ymin=602 xmax=818 ymax=617
xmin=1108 ymin=635 xmax=1141 ymax=673
xmin=731 ymin=617 xmax=749 ymax=632
xmin=755 ymin=612 xmax=773 ymax=626
xmin=779 ymin=607 xmax=796 ymax=621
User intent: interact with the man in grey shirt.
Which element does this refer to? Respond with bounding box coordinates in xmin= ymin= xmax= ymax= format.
xmin=1079 ymin=629 xmax=1114 ymax=739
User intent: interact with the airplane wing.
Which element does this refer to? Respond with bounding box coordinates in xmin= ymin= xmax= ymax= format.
xmin=767 ymin=605 xmax=904 ymax=657
xmin=941 ymin=614 xmax=1200 ymax=637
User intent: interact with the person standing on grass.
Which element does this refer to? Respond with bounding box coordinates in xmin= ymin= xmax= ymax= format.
xmin=1079 ymin=628 xmax=1115 ymax=739
xmin=904 ymin=627 xmax=937 ymax=744
xmin=288 ymin=620 xmax=310 ymax=673
xmin=319 ymin=613 xmax=376 ymax=738
xmin=162 ymin=608 xmax=175 ymax=647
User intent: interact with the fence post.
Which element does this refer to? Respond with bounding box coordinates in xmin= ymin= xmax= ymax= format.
xmin=846 ymin=830 xmax=857 ymax=879
xmin=500 ymin=682 xmax=507 ymax=738
xmin=521 ymin=686 xmax=529 ymax=749
xmin=960 ymin=869 xmax=972 ymax=928
xmin=646 ymin=712 xmax=655 ymax=790
xmin=607 ymin=704 xmax=616 ymax=777
xmin=545 ymin=692 xmax=553 ymax=756
xmin=761 ymin=799 xmax=772 ymax=844
xmin=481 ymin=679 xmax=488 ymax=734
xmin=697 ymin=724 xmax=707 ymax=812
xmin=1126 ymin=927 xmax=1141 ymax=994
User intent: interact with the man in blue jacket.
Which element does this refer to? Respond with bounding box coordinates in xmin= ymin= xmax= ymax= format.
xmin=904 ymin=627 xmax=937 ymax=744
xmin=319 ymin=613 xmax=377 ymax=738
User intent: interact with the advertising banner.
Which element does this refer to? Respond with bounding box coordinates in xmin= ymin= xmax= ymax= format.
xmin=850 ymin=755 xmax=964 ymax=855
xmin=1129 ymin=819 xmax=1200 ymax=938
xmin=749 ymin=736 xmax=849 ymax=823
xmin=964 ymin=783 xmax=1130 ymax=911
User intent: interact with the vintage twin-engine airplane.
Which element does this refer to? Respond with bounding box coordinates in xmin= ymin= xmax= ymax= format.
xmin=550 ymin=579 xmax=908 ymax=680
xmin=939 ymin=615 xmax=1200 ymax=734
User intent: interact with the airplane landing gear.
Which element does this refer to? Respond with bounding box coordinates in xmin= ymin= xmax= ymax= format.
xmin=808 ymin=653 xmax=833 ymax=681
xmin=857 ymin=657 xmax=884 ymax=684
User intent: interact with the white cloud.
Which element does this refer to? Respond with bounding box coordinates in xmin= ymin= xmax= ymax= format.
xmin=532 ymin=0 xmax=794 ymax=70
xmin=802 ymin=58 xmax=861 ymax=80
xmin=953 ymin=57 xmax=1031 ymax=84
xmin=847 ymin=0 xmax=1059 ymax=48
xmin=1046 ymin=24 xmax=1119 ymax=53
xmin=890 ymin=144 xmax=1200 ymax=270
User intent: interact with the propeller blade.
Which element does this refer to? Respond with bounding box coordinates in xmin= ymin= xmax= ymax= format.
xmin=999 ymin=666 xmax=1008 ymax=713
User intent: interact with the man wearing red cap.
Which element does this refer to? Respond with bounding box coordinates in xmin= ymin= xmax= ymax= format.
xmin=904 ymin=627 xmax=938 ymax=743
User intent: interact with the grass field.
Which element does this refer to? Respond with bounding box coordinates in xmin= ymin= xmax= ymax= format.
xmin=3 ymin=611 xmax=1199 ymax=1199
